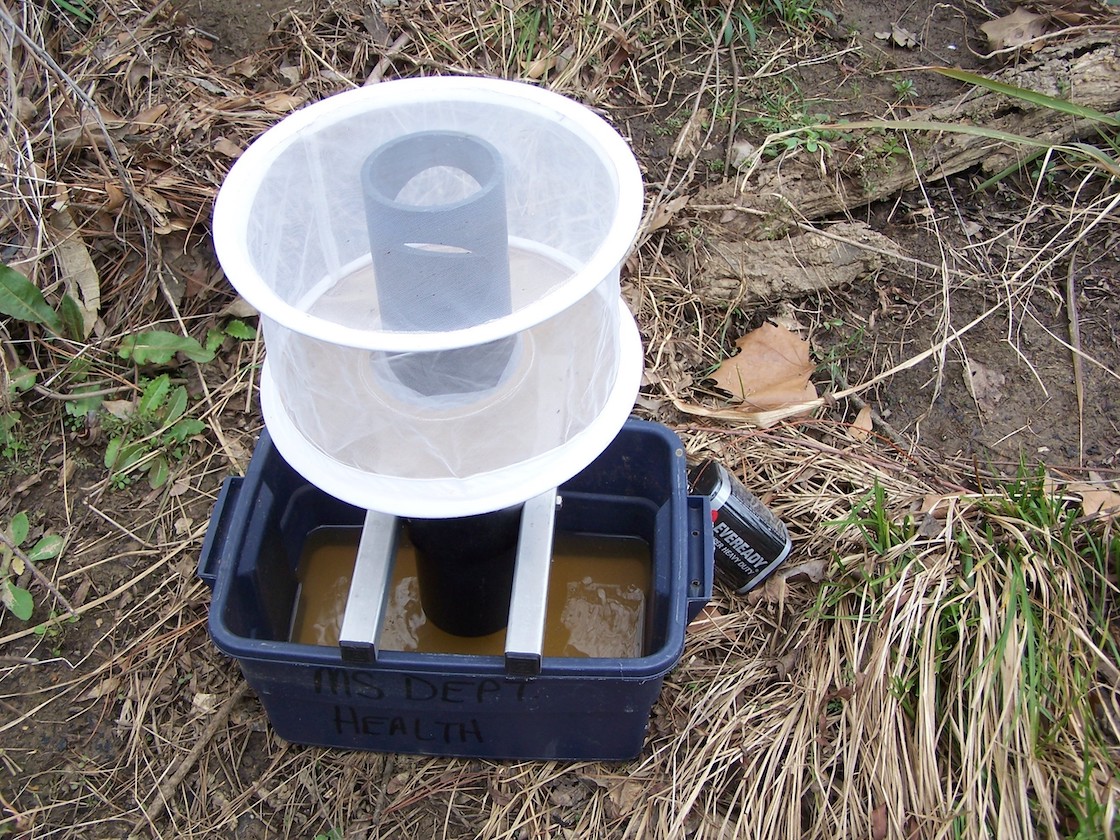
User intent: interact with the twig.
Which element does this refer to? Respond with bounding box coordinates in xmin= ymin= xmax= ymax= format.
xmin=129 ymin=682 xmax=250 ymax=837
xmin=0 ymin=530 xmax=76 ymax=616
xmin=34 ymin=383 xmax=134 ymax=401
xmin=1066 ymin=246 xmax=1085 ymax=467
xmin=365 ymin=32 xmax=411 ymax=85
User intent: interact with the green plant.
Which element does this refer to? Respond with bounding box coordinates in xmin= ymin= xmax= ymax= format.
xmin=750 ymin=90 xmax=841 ymax=157
xmin=103 ymin=374 xmax=206 ymax=489
xmin=891 ymin=77 xmax=915 ymax=99
xmin=801 ymin=67 xmax=1120 ymax=188
xmin=0 ymin=412 xmax=25 ymax=461
xmin=49 ymin=0 xmax=94 ymax=24
xmin=760 ymin=0 xmax=836 ymax=30
xmin=816 ymin=469 xmax=1120 ymax=835
xmin=510 ymin=3 xmax=553 ymax=67
xmin=814 ymin=318 xmax=867 ymax=387
xmin=1 ymin=512 xmax=63 ymax=621
xmin=2 ymin=365 xmax=38 ymax=462
xmin=33 ymin=610 xmax=80 ymax=655
xmin=314 ymin=830 xmax=343 ymax=840
xmin=0 ymin=263 xmax=85 ymax=340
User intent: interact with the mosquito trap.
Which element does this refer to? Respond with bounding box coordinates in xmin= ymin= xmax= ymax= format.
xmin=199 ymin=77 xmax=714 ymax=761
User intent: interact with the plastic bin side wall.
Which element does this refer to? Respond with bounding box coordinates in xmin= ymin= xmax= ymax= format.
xmin=205 ymin=420 xmax=692 ymax=760
xmin=239 ymin=655 xmax=665 ymax=760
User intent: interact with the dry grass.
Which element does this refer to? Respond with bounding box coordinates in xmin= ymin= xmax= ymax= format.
xmin=1 ymin=0 xmax=1118 ymax=838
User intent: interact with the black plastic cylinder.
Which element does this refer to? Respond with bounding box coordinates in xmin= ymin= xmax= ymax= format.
xmin=362 ymin=131 xmax=516 ymax=397
xmin=406 ymin=506 xmax=522 ymax=637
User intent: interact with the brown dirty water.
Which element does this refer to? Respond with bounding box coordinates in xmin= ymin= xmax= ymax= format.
xmin=289 ymin=527 xmax=650 ymax=658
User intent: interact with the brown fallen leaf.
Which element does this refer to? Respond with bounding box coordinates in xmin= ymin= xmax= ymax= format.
xmin=964 ymin=359 xmax=1005 ymax=414
xmin=49 ymin=206 xmax=101 ymax=337
xmin=875 ymin=23 xmax=920 ymax=48
xmin=261 ymin=91 xmax=305 ymax=113
xmin=522 ymin=54 xmax=557 ymax=80
xmin=747 ymin=558 xmax=826 ymax=605
xmin=919 ymin=493 xmax=958 ymax=518
xmin=711 ymin=322 xmax=818 ymax=411
xmin=850 ymin=405 xmax=873 ymax=441
xmin=980 ymin=8 xmax=1049 ymax=50
xmin=671 ymin=108 xmax=709 ymax=159
xmin=608 ymin=780 xmax=644 ymax=814
xmin=871 ymin=803 xmax=889 ymax=840
xmin=646 ymin=193 xmax=689 ymax=233
xmin=212 ymin=136 xmax=243 ymax=158
xmin=1068 ymin=474 xmax=1120 ymax=518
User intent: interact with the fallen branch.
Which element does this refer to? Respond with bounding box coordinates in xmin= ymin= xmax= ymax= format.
xmin=701 ymin=34 xmax=1120 ymax=224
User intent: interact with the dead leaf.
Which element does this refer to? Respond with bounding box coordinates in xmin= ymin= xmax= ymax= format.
xmin=964 ymin=359 xmax=1005 ymax=414
xmin=522 ymin=54 xmax=557 ymax=80
xmin=871 ymin=803 xmax=889 ymax=840
xmin=711 ymin=322 xmax=818 ymax=410
xmin=49 ymin=207 xmax=101 ymax=337
xmin=671 ymin=108 xmax=709 ymax=159
xmin=747 ymin=558 xmax=825 ymax=605
xmin=980 ymin=8 xmax=1049 ymax=50
xmin=1068 ymin=476 xmax=1120 ymax=518
xmin=261 ymin=92 xmax=305 ymax=113
xmin=607 ymin=780 xmax=644 ymax=814
xmin=78 ymin=676 xmax=120 ymax=702
xmin=104 ymin=180 xmax=126 ymax=211
xmin=646 ymin=193 xmax=689 ymax=233
xmin=131 ymin=103 xmax=168 ymax=128
xmin=102 ymin=399 xmax=135 ymax=420
xmin=875 ymin=23 xmax=920 ymax=48
xmin=212 ymin=136 xmax=243 ymax=158
xmin=850 ymin=405 xmax=873 ymax=441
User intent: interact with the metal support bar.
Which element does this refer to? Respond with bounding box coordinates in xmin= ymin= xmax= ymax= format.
xmin=338 ymin=510 xmax=399 ymax=663
xmin=504 ymin=489 xmax=558 ymax=676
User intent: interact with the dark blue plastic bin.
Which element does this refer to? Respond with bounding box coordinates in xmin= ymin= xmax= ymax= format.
xmin=198 ymin=419 xmax=712 ymax=760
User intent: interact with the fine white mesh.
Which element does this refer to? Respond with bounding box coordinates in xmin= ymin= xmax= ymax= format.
xmin=213 ymin=77 xmax=644 ymax=515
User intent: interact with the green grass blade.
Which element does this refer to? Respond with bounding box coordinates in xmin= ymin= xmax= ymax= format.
xmin=932 ymin=67 xmax=1120 ymax=128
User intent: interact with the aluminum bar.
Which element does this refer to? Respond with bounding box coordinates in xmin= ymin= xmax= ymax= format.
xmin=504 ymin=489 xmax=558 ymax=676
xmin=338 ymin=510 xmax=399 ymax=663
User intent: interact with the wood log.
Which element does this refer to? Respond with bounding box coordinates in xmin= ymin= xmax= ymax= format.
xmin=697 ymin=35 xmax=1120 ymax=227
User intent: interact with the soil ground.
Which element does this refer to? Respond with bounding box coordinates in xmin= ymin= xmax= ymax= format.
xmin=2 ymin=0 xmax=1118 ymax=837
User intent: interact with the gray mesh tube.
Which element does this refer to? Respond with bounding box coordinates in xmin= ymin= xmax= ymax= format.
xmin=362 ymin=131 xmax=515 ymax=396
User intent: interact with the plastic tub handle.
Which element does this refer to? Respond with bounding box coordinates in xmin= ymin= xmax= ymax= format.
xmin=685 ymin=494 xmax=714 ymax=623
xmin=197 ymin=477 xmax=244 ymax=588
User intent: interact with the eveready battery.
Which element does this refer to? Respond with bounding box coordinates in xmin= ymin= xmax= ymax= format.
xmin=688 ymin=460 xmax=792 ymax=593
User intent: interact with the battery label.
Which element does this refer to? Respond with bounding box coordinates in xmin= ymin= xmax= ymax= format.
xmin=690 ymin=461 xmax=792 ymax=593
